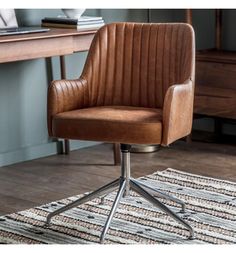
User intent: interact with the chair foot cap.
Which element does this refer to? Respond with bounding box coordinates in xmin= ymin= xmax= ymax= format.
xmin=188 ymin=235 xmax=195 ymax=240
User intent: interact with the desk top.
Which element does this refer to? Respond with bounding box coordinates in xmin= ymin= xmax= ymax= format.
xmin=0 ymin=28 xmax=97 ymax=43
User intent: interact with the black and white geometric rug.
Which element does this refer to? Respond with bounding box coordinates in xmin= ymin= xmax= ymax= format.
xmin=0 ymin=168 xmax=236 ymax=244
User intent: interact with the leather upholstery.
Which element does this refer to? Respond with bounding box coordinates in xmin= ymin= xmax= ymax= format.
xmin=162 ymin=79 xmax=194 ymax=145
xmin=53 ymin=106 xmax=162 ymax=144
xmin=47 ymin=78 xmax=89 ymax=137
xmin=48 ymin=22 xmax=195 ymax=146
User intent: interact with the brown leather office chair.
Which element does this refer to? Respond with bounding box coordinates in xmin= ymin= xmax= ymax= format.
xmin=46 ymin=22 xmax=195 ymax=243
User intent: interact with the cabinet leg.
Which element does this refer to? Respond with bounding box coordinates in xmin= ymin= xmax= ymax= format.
xmin=186 ymin=134 xmax=192 ymax=144
xmin=214 ymin=118 xmax=223 ymax=141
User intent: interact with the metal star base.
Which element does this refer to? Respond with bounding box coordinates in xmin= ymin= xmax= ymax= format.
xmin=45 ymin=144 xmax=194 ymax=243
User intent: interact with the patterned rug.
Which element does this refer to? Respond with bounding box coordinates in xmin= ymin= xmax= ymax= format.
xmin=0 ymin=168 xmax=236 ymax=244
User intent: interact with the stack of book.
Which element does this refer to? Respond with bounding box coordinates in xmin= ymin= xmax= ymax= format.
xmin=41 ymin=16 xmax=105 ymax=31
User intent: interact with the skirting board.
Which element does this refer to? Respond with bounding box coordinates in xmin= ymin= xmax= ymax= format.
xmin=0 ymin=140 xmax=99 ymax=167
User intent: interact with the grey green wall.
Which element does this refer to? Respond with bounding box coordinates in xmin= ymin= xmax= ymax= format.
xmin=0 ymin=9 xmax=235 ymax=167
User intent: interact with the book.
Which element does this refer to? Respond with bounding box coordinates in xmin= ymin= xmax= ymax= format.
xmin=42 ymin=16 xmax=104 ymax=25
xmin=42 ymin=22 xmax=104 ymax=31
xmin=42 ymin=19 xmax=104 ymax=26
xmin=41 ymin=15 xmax=105 ymax=31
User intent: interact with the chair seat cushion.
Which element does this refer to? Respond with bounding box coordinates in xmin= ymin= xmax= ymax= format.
xmin=52 ymin=106 xmax=163 ymax=144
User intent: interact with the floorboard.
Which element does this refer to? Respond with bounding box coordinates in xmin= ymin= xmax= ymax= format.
xmin=0 ymin=141 xmax=235 ymax=215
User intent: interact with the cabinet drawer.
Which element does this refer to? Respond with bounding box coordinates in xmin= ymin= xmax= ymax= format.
xmin=196 ymin=61 xmax=236 ymax=90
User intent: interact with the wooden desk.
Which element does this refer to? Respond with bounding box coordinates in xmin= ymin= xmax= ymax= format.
xmin=0 ymin=28 xmax=96 ymax=154
xmin=0 ymin=28 xmax=95 ymax=63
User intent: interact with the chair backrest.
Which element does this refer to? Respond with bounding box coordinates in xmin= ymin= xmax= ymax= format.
xmin=82 ymin=22 xmax=195 ymax=108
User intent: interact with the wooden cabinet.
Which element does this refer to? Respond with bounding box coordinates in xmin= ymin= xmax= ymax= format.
xmin=195 ymin=49 xmax=236 ymax=120
xmin=186 ymin=10 xmax=236 ymax=121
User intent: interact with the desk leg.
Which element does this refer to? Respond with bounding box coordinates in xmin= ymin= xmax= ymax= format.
xmin=113 ymin=143 xmax=121 ymax=165
xmin=46 ymin=57 xmax=64 ymax=154
xmin=60 ymin=55 xmax=70 ymax=155
xmin=60 ymin=55 xmax=66 ymax=79
xmin=64 ymin=139 xmax=70 ymax=155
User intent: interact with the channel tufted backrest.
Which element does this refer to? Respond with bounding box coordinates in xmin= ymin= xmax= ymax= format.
xmin=81 ymin=22 xmax=195 ymax=108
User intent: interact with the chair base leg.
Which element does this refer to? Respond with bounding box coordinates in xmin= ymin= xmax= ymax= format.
xmin=130 ymin=179 xmax=195 ymax=240
xmin=132 ymin=179 xmax=186 ymax=213
xmin=100 ymin=179 xmax=126 ymax=243
xmin=45 ymin=178 xmax=120 ymax=226
xmin=45 ymin=176 xmax=195 ymax=242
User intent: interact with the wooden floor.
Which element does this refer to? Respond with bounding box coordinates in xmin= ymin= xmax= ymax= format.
xmin=0 ymin=141 xmax=235 ymax=216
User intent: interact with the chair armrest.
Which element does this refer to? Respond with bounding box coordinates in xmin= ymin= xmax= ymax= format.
xmin=47 ymin=78 xmax=89 ymax=136
xmin=162 ymin=79 xmax=194 ymax=146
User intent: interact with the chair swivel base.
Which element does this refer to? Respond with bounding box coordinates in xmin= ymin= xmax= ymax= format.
xmin=45 ymin=144 xmax=195 ymax=243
